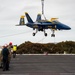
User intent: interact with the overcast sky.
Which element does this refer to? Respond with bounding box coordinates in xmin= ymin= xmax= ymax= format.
xmin=0 ymin=0 xmax=75 ymax=45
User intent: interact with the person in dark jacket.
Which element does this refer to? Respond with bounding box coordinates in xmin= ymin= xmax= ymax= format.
xmin=2 ymin=45 xmax=9 ymax=71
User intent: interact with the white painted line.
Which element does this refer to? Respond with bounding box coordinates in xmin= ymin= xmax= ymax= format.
xmin=16 ymin=54 xmax=75 ymax=55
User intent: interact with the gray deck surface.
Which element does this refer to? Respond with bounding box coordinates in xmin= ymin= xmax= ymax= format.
xmin=0 ymin=54 xmax=75 ymax=75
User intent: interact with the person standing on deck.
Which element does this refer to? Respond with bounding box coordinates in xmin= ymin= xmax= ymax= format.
xmin=2 ymin=44 xmax=10 ymax=71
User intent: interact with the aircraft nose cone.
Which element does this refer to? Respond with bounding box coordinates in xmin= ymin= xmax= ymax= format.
xmin=67 ymin=26 xmax=71 ymax=30
xmin=63 ymin=24 xmax=71 ymax=30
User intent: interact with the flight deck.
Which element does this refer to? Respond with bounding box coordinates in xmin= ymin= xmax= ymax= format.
xmin=0 ymin=54 xmax=75 ymax=75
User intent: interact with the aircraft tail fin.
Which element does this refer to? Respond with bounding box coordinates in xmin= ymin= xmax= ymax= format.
xmin=19 ymin=16 xmax=25 ymax=25
xmin=36 ymin=14 xmax=41 ymax=21
xmin=25 ymin=12 xmax=33 ymax=23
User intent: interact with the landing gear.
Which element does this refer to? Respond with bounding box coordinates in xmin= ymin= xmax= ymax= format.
xmin=51 ymin=34 xmax=55 ymax=37
xmin=51 ymin=29 xmax=55 ymax=37
xmin=33 ymin=33 xmax=35 ymax=36
xmin=44 ymin=29 xmax=47 ymax=36
xmin=33 ymin=29 xmax=38 ymax=36
xmin=45 ymin=33 xmax=47 ymax=36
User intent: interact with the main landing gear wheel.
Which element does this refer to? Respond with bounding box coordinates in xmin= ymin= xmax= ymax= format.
xmin=51 ymin=34 xmax=55 ymax=37
xmin=45 ymin=33 xmax=47 ymax=36
xmin=33 ymin=33 xmax=35 ymax=36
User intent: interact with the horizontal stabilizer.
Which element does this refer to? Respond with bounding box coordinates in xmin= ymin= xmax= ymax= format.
xmin=16 ymin=24 xmax=26 ymax=26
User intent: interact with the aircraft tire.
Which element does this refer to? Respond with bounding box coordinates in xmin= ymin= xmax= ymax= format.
xmin=33 ymin=33 xmax=35 ymax=36
xmin=51 ymin=34 xmax=55 ymax=37
xmin=45 ymin=33 xmax=47 ymax=36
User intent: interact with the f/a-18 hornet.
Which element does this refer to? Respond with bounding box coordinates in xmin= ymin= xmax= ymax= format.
xmin=16 ymin=0 xmax=71 ymax=37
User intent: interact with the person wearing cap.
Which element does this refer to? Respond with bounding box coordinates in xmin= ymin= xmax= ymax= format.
xmin=2 ymin=44 xmax=9 ymax=71
xmin=8 ymin=42 xmax=13 ymax=62
xmin=8 ymin=42 xmax=13 ymax=53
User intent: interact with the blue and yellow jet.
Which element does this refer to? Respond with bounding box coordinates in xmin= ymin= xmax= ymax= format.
xmin=16 ymin=12 xmax=71 ymax=37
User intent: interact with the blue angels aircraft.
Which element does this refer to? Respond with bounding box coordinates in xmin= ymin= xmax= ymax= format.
xmin=16 ymin=13 xmax=71 ymax=37
xmin=16 ymin=0 xmax=71 ymax=37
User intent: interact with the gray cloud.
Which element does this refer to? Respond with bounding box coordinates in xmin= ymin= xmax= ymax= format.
xmin=0 ymin=0 xmax=74 ymax=45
